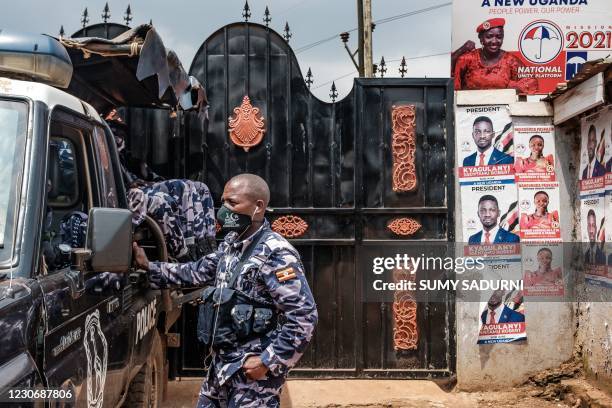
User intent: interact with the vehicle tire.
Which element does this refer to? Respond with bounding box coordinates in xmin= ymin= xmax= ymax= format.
xmin=124 ymin=330 xmax=164 ymax=408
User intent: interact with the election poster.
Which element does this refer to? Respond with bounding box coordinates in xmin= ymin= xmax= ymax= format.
xmin=579 ymin=107 xmax=610 ymax=288
xmin=476 ymin=260 xmax=526 ymax=344
xmin=517 ymin=182 xmax=561 ymax=241
xmin=456 ymin=105 xmax=514 ymax=180
xmin=452 ymin=0 xmax=612 ymax=94
xmin=581 ymin=194 xmax=605 ymax=244
xmin=580 ymin=193 xmax=609 ymax=287
xmin=579 ymin=104 xmax=607 ymax=196
xmin=601 ymin=107 xmax=612 ymax=243
xmin=522 ymin=243 xmax=564 ymax=297
xmin=461 ymin=180 xmax=520 ymax=257
xmin=513 ymin=118 xmax=556 ymax=182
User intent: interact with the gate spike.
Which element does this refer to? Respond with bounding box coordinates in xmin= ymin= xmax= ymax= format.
xmin=283 ymin=22 xmax=292 ymax=42
xmin=379 ymin=56 xmax=387 ymax=78
xmin=305 ymin=67 xmax=313 ymax=89
xmin=399 ymin=56 xmax=407 ymax=78
xmin=59 ymin=25 xmax=65 ymax=37
xmin=242 ymin=0 xmax=251 ymax=22
xmin=102 ymin=2 xmax=111 ymax=23
xmin=81 ymin=7 xmax=89 ymax=28
xmin=263 ymin=6 xmax=271 ymax=27
xmin=124 ymin=5 xmax=133 ymax=26
xmin=329 ymin=81 xmax=338 ymax=102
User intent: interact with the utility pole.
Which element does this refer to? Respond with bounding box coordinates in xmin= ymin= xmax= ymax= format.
xmin=356 ymin=0 xmax=374 ymax=77
xmin=357 ymin=0 xmax=365 ymax=77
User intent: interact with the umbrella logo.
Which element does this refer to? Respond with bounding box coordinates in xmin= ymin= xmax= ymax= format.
xmin=519 ymin=20 xmax=563 ymax=64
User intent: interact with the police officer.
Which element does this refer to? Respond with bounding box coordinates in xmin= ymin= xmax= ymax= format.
xmin=132 ymin=173 xmax=318 ymax=407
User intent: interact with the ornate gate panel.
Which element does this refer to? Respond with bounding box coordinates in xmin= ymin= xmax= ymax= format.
xmin=71 ymin=18 xmax=455 ymax=379
xmin=174 ymin=22 xmax=455 ymax=378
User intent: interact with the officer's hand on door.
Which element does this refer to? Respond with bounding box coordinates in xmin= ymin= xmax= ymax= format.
xmin=243 ymin=355 xmax=269 ymax=380
xmin=132 ymin=242 xmax=150 ymax=270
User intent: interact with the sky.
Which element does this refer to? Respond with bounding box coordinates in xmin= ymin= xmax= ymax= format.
xmin=1 ymin=0 xmax=452 ymax=101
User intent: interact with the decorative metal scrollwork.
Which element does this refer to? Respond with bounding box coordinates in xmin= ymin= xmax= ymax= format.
xmin=392 ymin=268 xmax=418 ymax=350
xmin=391 ymin=105 xmax=417 ymax=192
xmin=387 ymin=217 xmax=421 ymax=236
xmin=228 ymin=95 xmax=266 ymax=152
xmin=271 ymin=215 xmax=308 ymax=238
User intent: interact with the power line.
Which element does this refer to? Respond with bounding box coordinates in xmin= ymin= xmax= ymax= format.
xmin=312 ymin=70 xmax=357 ymax=90
xmin=374 ymin=2 xmax=451 ymax=25
xmin=294 ymin=2 xmax=451 ymax=54
xmin=311 ymin=51 xmax=450 ymax=90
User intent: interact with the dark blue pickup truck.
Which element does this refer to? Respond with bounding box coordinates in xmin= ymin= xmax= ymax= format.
xmin=0 ymin=29 xmax=204 ymax=407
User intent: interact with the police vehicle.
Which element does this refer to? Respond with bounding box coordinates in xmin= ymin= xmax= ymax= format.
xmin=0 ymin=30 xmax=193 ymax=407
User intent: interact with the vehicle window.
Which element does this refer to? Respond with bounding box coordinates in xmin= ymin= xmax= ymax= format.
xmin=42 ymin=120 xmax=91 ymax=273
xmin=47 ymin=139 xmax=79 ymax=207
xmin=0 ymin=99 xmax=28 ymax=263
xmin=93 ymin=126 xmax=118 ymax=208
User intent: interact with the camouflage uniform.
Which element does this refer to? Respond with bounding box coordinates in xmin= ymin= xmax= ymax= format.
xmin=144 ymin=179 xmax=216 ymax=246
xmin=148 ymin=221 xmax=318 ymax=408
xmin=128 ymin=179 xmax=216 ymax=259
xmin=109 ymin=122 xmax=215 ymax=258
xmin=127 ymin=187 xmax=189 ymax=258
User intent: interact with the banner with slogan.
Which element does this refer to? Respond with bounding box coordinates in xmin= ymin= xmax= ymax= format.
xmin=451 ymin=0 xmax=612 ymax=94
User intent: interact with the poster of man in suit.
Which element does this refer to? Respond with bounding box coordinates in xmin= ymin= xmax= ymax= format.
xmin=579 ymin=108 xmax=608 ymax=194
xmin=476 ymin=261 xmax=526 ymax=344
xmin=461 ymin=182 xmax=519 ymax=247
xmin=456 ymin=105 xmax=514 ymax=180
xmin=580 ymin=107 xmax=611 ymax=289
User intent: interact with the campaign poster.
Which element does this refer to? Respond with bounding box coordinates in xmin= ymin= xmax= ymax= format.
xmin=579 ymin=108 xmax=608 ymax=196
xmin=456 ymin=105 xmax=514 ymax=180
xmin=580 ymin=193 xmax=609 ymax=287
xmin=522 ymin=243 xmax=564 ymax=297
xmin=451 ymin=0 xmax=612 ymax=94
xmin=513 ymin=118 xmax=556 ymax=182
xmin=600 ymin=107 xmax=612 ymax=243
xmin=477 ymin=260 xmax=526 ymax=344
xmin=461 ymin=180 xmax=520 ymax=258
xmin=517 ymin=182 xmax=561 ymax=241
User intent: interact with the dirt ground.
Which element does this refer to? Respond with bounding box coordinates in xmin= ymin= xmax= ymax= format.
xmin=163 ymin=376 xmax=611 ymax=407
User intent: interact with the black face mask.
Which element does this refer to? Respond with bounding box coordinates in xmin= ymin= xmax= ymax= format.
xmin=216 ymin=204 xmax=252 ymax=236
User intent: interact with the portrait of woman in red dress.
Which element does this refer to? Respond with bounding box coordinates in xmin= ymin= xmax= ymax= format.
xmin=515 ymin=134 xmax=555 ymax=174
xmin=519 ymin=191 xmax=559 ymax=230
xmin=452 ymin=18 xmax=538 ymax=94
xmin=524 ymin=247 xmax=562 ymax=289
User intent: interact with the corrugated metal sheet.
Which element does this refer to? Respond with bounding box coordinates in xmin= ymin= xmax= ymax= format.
xmin=545 ymin=58 xmax=612 ymax=101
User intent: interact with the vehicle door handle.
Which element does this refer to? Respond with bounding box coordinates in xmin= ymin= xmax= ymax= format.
xmin=60 ymin=294 xmax=71 ymax=317
xmin=61 ymin=306 xmax=71 ymax=317
xmin=64 ymin=269 xmax=85 ymax=299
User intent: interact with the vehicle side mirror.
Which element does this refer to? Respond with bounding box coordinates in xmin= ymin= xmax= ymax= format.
xmin=86 ymin=208 xmax=133 ymax=273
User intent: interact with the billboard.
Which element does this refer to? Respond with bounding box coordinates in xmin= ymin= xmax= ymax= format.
xmin=451 ymin=0 xmax=612 ymax=94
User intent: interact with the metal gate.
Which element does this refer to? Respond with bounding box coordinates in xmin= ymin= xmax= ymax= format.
xmin=175 ymin=22 xmax=455 ymax=378
xmin=71 ymin=19 xmax=455 ymax=379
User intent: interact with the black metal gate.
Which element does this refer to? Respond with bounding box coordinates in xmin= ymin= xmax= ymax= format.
xmin=174 ymin=22 xmax=456 ymax=378
xmin=71 ymin=19 xmax=455 ymax=379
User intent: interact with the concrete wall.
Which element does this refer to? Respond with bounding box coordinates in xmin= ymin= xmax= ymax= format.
xmin=454 ymin=90 xmax=576 ymax=390
xmin=558 ymin=108 xmax=612 ymax=392
xmin=576 ymin=302 xmax=612 ymax=391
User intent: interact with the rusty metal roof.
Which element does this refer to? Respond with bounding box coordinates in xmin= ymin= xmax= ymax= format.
xmin=544 ymin=57 xmax=611 ymax=101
